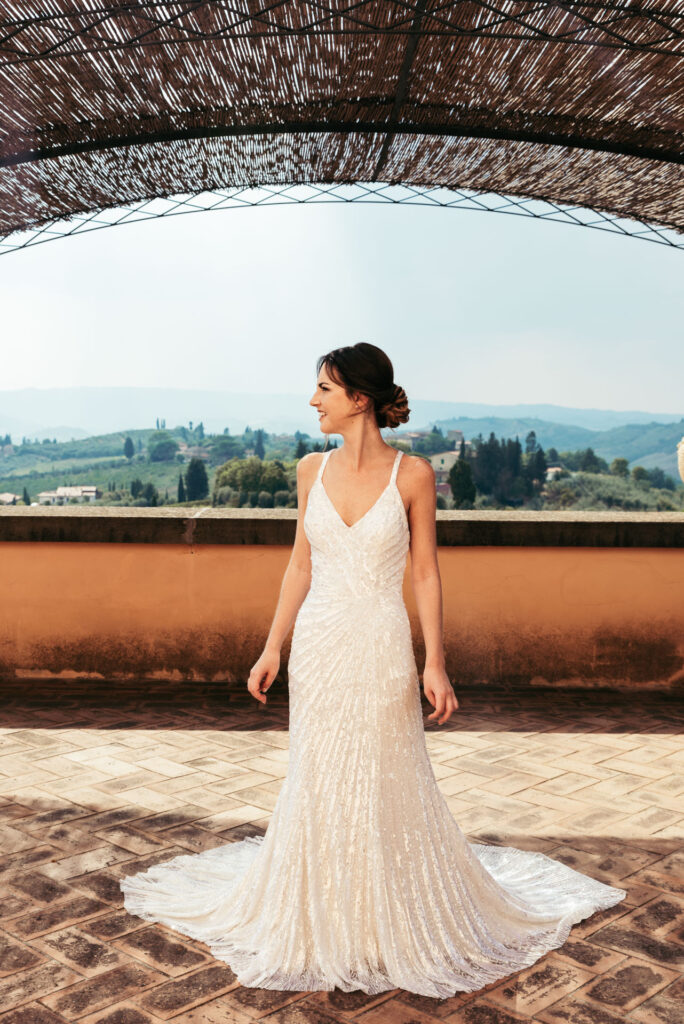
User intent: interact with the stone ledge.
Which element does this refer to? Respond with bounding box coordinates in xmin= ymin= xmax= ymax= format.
xmin=0 ymin=506 xmax=683 ymax=545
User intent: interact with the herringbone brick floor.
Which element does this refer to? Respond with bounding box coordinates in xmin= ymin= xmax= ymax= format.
xmin=0 ymin=682 xmax=683 ymax=1024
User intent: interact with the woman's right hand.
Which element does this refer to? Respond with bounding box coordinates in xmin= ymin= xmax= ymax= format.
xmin=247 ymin=648 xmax=280 ymax=704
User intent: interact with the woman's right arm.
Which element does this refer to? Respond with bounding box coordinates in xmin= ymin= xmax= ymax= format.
xmin=247 ymin=454 xmax=316 ymax=704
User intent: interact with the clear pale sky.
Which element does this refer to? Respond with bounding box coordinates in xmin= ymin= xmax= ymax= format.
xmin=2 ymin=201 xmax=683 ymax=414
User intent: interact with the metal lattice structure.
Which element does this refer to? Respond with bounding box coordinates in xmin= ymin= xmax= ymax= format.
xmin=2 ymin=182 xmax=683 ymax=255
xmin=1 ymin=1 xmax=683 ymax=251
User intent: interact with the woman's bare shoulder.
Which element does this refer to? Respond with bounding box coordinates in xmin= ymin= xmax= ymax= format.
xmin=397 ymin=453 xmax=435 ymax=512
xmin=400 ymin=452 xmax=435 ymax=485
xmin=298 ymin=451 xmax=325 ymax=468
xmin=296 ymin=451 xmax=324 ymax=489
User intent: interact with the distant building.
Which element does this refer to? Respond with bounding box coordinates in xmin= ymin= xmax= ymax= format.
xmin=545 ymin=465 xmax=564 ymax=480
xmin=178 ymin=443 xmax=209 ymax=461
xmin=0 ymin=492 xmax=20 ymax=504
xmin=37 ymin=485 xmax=100 ymax=505
xmin=399 ymin=431 xmax=428 ymax=451
xmin=430 ymin=451 xmax=460 ymax=481
xmin=399 ymin=429 xmax=469 ymax=454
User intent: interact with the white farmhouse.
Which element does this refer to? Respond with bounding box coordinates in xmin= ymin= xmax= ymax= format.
xmin=37 ymin=485 xmax=100 ymax=505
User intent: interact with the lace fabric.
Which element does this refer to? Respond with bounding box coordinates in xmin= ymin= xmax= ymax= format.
xmin=120 ymin=447 xmax=627 ymax=996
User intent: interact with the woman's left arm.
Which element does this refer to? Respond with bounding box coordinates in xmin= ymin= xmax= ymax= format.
xmin=407 ymin=456 xmax=459 ymax=725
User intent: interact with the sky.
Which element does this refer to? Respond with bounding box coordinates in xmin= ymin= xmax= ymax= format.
xmin=1 ymin=199 xmax=683 ymax=415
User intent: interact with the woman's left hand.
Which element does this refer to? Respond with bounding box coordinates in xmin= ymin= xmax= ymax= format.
xmin=423 ymin=666 xmax=459 ymax=725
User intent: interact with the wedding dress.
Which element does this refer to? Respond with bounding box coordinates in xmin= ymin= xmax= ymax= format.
xmin=119 ymin=446 xmax=626 ymax=997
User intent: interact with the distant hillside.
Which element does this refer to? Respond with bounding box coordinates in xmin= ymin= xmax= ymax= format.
xmin=431 ymin=416 xmax=684 ymax=478
xmin=585 ymin=420 xmax=684 ymax=474
xmin=430 ymin=416 xmax=595 ymax=451
xmin=1 ymin=386 xmax=682 ymax=478
xmin=0 ymin=386 xmax=681 ymax=439
xmin=416 ymin=401 xmax=683 ymax=433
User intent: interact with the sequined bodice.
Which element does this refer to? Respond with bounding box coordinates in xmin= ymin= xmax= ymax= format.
xmin=303 ymin=448 xmax=408 ymax=602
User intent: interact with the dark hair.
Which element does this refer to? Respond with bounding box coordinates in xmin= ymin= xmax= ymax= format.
xmin=316 ymin=343 xmax=410 ymax=431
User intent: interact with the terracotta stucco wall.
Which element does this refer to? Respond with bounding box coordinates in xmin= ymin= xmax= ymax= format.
xmin=1 ymin=541 xmax=683 ymax=692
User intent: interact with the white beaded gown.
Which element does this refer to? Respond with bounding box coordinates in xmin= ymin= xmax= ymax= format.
xmin=120 ymin=447 xmax=627 ymax=997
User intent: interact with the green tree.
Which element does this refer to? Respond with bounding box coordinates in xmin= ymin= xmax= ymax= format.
xmin=177 ymin=473 xmax=186 ymax=502
xmin=148 ymin=430 xmax=179 ymax=462
xmin=254 ymin=429 xmax=266 ymax=459
xmin=295 ymin=439 xmax=308 ymax=459
xmin=22 ymin=486 xmax=30 ymax=505
xmin=648 ymin=467 xmax=675 ymax=490
xmin=525 ymin=430 xmax=538 ymax=455
xmin=141 ymin=482 xmax=158 ymax=505
xmin=472 ymin=432 xmax=503 ymax=494
xmin=258 ymin=461 xmax=289 ymax=495
xmin=413 ymin=426 xmax=449 ymax=456
xmin=186 ymin=457 xmax=209 ymax=500
xmin=611 ymin=458 xmax=629 ymax=477
xmin=124 ymin=436 xmax=134 ymax=460
xmin=580 ymin=447 xmax=602 ymax=473
xmin=529 ymin=448 xmax=548 ymax=485
xmin=130 ymin=478 xmax=144 ymax=498
xmin=449 ymin=459 xmax=476 ymax=507
xmin=209 ymin=436 xmax=243 ymax=465
xmin=215 ymin=455 xmax=266 ymax=493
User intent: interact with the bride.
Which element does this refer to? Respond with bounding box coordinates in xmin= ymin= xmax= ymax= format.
xmin=120 ymin=342 xmax=626 ymax=997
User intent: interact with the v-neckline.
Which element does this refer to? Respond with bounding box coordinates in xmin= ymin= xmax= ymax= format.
xmin=318 ymin=450 xmax=400 ymax=531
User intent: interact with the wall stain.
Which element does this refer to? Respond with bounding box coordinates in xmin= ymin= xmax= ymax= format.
xmin=0 ymin=622 xmax=682 ymax=691
xmin=438 ymin=623 xmax=684 ymax=692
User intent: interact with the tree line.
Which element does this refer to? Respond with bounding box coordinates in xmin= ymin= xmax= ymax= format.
xmin=449 ymin=430 xmax=678 ymax=509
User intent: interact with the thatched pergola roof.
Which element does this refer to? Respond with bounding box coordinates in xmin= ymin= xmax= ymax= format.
xmin=1 ymin=1 xmax=683 ymax=246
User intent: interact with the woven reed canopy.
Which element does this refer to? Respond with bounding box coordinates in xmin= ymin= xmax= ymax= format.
xmin=1 ymin=1 xmax=683 ymax=244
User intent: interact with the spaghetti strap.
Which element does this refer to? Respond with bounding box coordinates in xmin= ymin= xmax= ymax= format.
xmin=316 ymin=448 xmax=333 ymax=482
xmin=390 ymin=449 xmax=403 ymax=486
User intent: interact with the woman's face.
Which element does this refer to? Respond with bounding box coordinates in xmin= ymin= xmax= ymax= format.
xmin=309 ymin=366 xmax=363 ymax=434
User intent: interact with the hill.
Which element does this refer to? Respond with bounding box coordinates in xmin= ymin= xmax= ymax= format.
xmin=0 ymin=386 xmax=681 ymax=440
xmin=430 ymin=416 xmax=684 ymax=478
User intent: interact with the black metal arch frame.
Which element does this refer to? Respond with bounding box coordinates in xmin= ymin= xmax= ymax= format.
xmin=1 ymin=181 xmax=682 ymax=256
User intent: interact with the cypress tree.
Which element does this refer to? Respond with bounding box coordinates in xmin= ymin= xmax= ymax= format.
xmin=186 ymin=457 xmax=209 ymax=500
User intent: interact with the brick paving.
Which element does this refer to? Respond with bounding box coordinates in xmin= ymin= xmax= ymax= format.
xmin=0 ymin=681 xmax=683 ymax=1024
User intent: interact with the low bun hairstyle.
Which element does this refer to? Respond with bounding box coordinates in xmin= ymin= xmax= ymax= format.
xmin=316 ymin=343 xmax=411 ymax=431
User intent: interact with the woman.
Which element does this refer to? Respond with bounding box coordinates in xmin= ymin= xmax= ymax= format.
xmin=120 ymin=342 xmax=626 ymax=997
